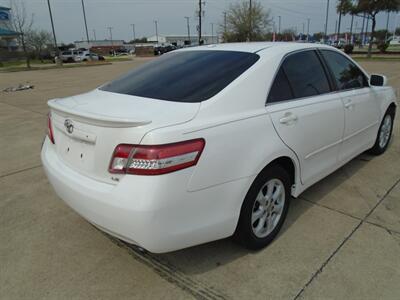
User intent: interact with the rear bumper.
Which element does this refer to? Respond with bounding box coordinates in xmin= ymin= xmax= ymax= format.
xmin=41 ymin=138 xmax=252 ymax=253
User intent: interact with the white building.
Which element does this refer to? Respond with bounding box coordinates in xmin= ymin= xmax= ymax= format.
xmin=74 ymin=39 xmax=125 ymax=49
xmin=147 ymin=34 xmax=218 ymax=46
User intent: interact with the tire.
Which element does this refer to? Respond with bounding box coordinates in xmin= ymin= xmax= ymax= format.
xmin=368 ymin=108 xmax=395 ymax=155
xmin=234 ymin=164 xmax=291 ymax=250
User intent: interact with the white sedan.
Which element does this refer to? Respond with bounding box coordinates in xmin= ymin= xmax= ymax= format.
xmin=42 ymin=43 xmax=397 ymax=253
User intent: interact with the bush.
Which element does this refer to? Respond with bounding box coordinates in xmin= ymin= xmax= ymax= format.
xmin=343 ymin=44 xmax=354 ymax=54
xmin=377 ymin=42 xmax=389 ymax=53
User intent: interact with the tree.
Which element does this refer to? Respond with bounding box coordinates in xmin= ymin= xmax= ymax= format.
xmin=336 ymin=0 xmax=348 ymax=39
xmin=26 ymin=30 xmax=52 ymax=62
xmin=340 ymin=0 xmax=399 ymax=58
xmin=313 ymin=32 xmax=324 ymax=42
xmin=8 ymin=1 xmax=34 ymax=68
xmin=279 ymin=29 xmax=296 ymax=41
xmin=374 ymin=29 xmax=389 ymax=42
xmin=129 ymin=37 xmax=147 ymax=43
xmin=221 ymin=1 xmax=272 ymax=42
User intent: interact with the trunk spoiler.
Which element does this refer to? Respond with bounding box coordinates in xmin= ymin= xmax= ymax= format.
xmin=48 ymin=99 xmax=152 ymax=128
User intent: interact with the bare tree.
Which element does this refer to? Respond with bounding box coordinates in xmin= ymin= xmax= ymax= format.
xmin=8 ymin=1 xmax=34 ymax=68
xmin=221 ymin=1 xmax=272 ymax=42
xmin=26 ymin=30 xmax=52 ymax=62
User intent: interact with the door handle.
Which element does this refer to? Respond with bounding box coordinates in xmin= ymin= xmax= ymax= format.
xmin=344 ymin=99 xmax=354 ymax=109
xmin=279 ymin=112 xmax=298 ymax=125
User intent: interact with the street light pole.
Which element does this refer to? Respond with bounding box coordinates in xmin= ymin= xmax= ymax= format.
xmin=249 ymin=0 xmax=252 ymax=41
xmin=211 ymin=22 xmax=214 ymax=44
xmin=278 ymin=16 xmax=281 ymax=34
xmin=307 ymin=18 xmax=310 ymax=41
xmin=130 ymin=24 xmax=136 ymax=42
xmin=184 ymin=17 xmax=190 ymax=44
xmin=324 ymin=0 xmax=329 ymax=41
xmin=107 ymin=26 xmax=114 ymax=55
xmin=154 ymin=20 xmax=159 ymax=44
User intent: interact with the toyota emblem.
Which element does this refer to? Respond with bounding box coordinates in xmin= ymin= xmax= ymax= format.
xmin=64 ymin=119 xmax=74 ymax=134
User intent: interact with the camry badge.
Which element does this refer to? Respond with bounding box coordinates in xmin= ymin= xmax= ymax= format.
xmin=64 ymin=119 xmax=74 ymax=134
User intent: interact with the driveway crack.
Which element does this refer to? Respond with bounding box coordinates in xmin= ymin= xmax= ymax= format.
xmin=293 ymin=177 xmax=400 ymax=300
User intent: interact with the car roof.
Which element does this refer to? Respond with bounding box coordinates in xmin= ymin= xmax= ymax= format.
xmin=178 ymin=42 xmax=335 ymax=56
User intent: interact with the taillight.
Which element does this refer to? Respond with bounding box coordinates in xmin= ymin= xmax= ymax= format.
xmin=47 ymin=113 xmax=55 ymax=144
xmin=109 ymin=139 xmax=205 ymax=175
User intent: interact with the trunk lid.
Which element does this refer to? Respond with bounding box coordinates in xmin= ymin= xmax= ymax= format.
xmin=49 ymin=89 xmax=200 ymax=184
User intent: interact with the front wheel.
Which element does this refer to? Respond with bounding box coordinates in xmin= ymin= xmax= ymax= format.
xmin=369 ymin=109 xmax=395 ymax=155
xmin=234 ymin=165 xmax=291 ymax=250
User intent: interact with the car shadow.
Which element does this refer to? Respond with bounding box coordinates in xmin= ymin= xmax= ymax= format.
xmin=149 ymin=152 xmax=376 ymax=276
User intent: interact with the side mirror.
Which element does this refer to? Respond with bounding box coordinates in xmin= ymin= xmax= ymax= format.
xmin=370 ymin=74 xmax=387 ymax=87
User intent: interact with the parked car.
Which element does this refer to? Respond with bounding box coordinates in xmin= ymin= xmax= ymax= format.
xmin=59 ymin=50 xmax=86 ymax=63
xmin=389 ymin=36 xmax=400 ymax=46
xmin=154 ymin=43 xmax=177 ymax=55
xmin=78 ymin=53 xmax=100 ymax=62
xmin=42 ymin=43 xmax=397 ymax=253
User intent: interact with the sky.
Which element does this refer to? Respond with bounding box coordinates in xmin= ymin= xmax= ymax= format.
xmin=1 ymin=0 xmax=399 ymax=44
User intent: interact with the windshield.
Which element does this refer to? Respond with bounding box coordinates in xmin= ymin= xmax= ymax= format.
xmin=100 ymin=50 xmax=259 ymax=103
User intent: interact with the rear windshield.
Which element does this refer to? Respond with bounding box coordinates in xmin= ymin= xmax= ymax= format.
xmin=100 ymin=50 xmax=259 ymax=102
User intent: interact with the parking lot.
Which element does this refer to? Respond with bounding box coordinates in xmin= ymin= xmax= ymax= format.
xmin=1 ymin=58 xmax=399 ymax=300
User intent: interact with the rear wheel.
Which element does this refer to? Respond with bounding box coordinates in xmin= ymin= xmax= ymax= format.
xmin=234 ymin=165 xmax=291 ymax=250
xmin=369 ymin=109 xmax=395 ymax=155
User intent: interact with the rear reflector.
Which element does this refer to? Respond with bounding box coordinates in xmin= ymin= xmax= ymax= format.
xmin=109 ymin=139 xmax=205 ymax=175
xmin=47 ymin=113 xmax=55 ymax=144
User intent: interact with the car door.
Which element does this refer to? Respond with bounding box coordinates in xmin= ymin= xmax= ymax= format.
xmin=266 ymin=50 xmax=345 ymax=186
xmin=319 ymin=50 xmax=380 ymax=162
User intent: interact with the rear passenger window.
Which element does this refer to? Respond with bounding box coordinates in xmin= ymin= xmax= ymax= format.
xmin=268 ymin=50 xmax=331 ymax=103
xmin=320 ymin=50 xmax=368 ymax=90
xmin=268 ymin=68 xmax=294 ymax=103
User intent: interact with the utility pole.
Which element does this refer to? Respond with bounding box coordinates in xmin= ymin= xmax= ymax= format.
xmin=249 ymin=0 xmax=252 ymax=41
xmin=224 ymin=12 xmax=227 ymax=35
xmin=337 ymin=9 xmax=342 ymax=40
xmin=130 ymin=24 xmax=136 ymax=42
xmin=211 ymin=22 xmax=214 ymax=44
xmin=385 ymin=12 xmax=390 ymax=41
xmin=46 ymin=0 xmax=60 ymax=63
xmin=184 ymin=17 xmax=190 ymax=44
xmin=350 ymin=14 xmax=354 ymax=43
xmin=334 ymin=20 xmax=338 ymax=40
xmin=81 ymin=0 xmax=93 ymax=60
xmin=154 ymin=20 xmax=159 ymax=44
xmin=324 ymin=0 xmax=329 ymax=41
xmin=198 ymin=0 xmax=203 ymax=44
xmin=92 ymin=29 xmax=96 ymax=41
xmin=307 ymin=18 xmax=310 ymax=41
xmin=107 ymin=26 xmax=114 ymax=55
xmin=278 ymin=16 xmax=281 ymax=34
xmin=81 ymin=0 xmax=90 ymax=42
xmin=302 ymin=22 xmax=305 ymax=34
